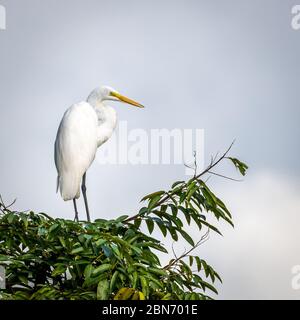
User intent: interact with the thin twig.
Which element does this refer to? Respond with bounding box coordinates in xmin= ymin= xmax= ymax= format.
xmin=124 ymin=141 xmax=235 ymax=223
xmin=0 ymin=195 xmax=17 ymax=213
xmin=208 ymin=171 xmax=242 ymax=182
xmin=171 ymin=242 xmax=178 ymax=260
xmin=163 ymin=229 xmax=210 ymax=270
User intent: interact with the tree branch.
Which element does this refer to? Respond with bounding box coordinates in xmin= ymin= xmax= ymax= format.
xmin=163 ymin=229 xmax=210 ymax=270
xmin=124 ymin=141 xmax=235 ymax=223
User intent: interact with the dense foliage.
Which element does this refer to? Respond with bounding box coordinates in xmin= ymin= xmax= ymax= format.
xmin=0 ymin=145 xmax=247 ymax=300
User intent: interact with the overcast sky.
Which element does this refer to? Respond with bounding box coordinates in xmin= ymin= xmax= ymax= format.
xmin=0 ymin=0 xmax=299 ymax=299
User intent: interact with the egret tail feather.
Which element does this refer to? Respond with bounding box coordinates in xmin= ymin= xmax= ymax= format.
xmin=60 ymin=174 xmax=81 ymax=201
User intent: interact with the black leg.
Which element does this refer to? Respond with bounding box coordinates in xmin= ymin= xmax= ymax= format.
xmin=73 ymin=198 xmax=79 ymax=222
xmin=81 ymin=172 xmax=91 ymax=222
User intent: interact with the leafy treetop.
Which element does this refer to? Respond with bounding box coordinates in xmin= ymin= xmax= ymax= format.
xmin=0 ymin=143 xmax=247 ymax=300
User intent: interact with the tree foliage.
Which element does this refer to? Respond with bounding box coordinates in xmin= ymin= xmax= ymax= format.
xmin=0 ymin=144 xmax=247 ymax=300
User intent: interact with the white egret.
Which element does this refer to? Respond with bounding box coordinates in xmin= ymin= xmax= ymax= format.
xmin=54 ymin=86 xmax=144 ymax=222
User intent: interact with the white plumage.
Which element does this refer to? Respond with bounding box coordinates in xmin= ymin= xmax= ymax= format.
xmin=54 ymin=85 xmax=144 ymax=221
xmin=55 ymin=102 xmax=99 ymax=201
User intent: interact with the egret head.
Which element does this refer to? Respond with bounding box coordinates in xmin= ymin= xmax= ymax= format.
xmin=87 ymin=86 xmax=144 ymax=108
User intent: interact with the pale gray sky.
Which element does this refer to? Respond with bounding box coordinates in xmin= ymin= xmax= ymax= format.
xmin=0 ymin=0 xmax=299 ymax=299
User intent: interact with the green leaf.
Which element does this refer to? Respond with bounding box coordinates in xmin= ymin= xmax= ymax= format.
xmin=172 ymin=181 xmax=185 ymax=188
xmin=179 ymin=206 xmax=191 ymax=225
xmin=216 ymin=197 xmax=232 ymax=218
xmin=115 ymin=215 xmax=129 ymax=222
xmin=84 ymin=264 xmax=93 ymax=279
xmin=138 ymin=207 xmax=148 ymax=215
xmin=201 ymin=259 xmax=209 ymax=278
xmin=51 ymin=264 xmax=67 ymax=277
xmin=141 ymin=191 xmax=165 ymax=202
xmin=169 ymin=204 xmax=178 ymax=216
xmin=48 ymin=223 xmax=60 ymax=233
xmin=7 ymin=212 xmax=15 ymax=224
xmin=140 ymin=275 xmax=149 ymax=299
xmin=95 ymin=239 xmax=106 ymax=247
xmin=134 ymin=218 xmax=142 ymax=229
xmin=114 ymin=288 xmax=135 ymax=300
xmin=71 ymin=246 xmax=84 ymax=254
xmin=97 ymin=279 xmax=110 ymax=300
xmin=156 ymin=220 xmax=167 ymax=237
xmin=92 ymin=264 xmax=112 ymax=277
xmin=178 ymin=229 xmax=194 ymax=246
xmin=58 ymin=236 xmax=67 ymax=248
xmin=17 ymin=274 xmax=28 ymax=285
xmin=162 ymin=293 xmax=173 ymax=300
xmin=228 ymin=157 xmax=248 ymax=176
xmin=110 ymin=271 xmax=119 ymax=292
xmin=199 ymin=219 xmax=222 ymax=235
xmin=146 ymin=242 xmax=168 ymax=254
xmin=148 ymin=195 xmax=162 ymax=210
xmin=195 ymin=256 xmax=202 ymax=272
xmin=214 ymin=271 xmax=223 ymax=283
xmin=146 ymin=218 xmax=154 ymax=234
xmin=132 ymin=271 xmax=138 ymax=289
xmin=201 ymin=186 xmax=216 ymax=208
xmin=148 ymin=267 xmax=168 ymax=277
xmin=169 ymin=227 xmax=178 ymax=241
xmin=201 ymin=280 xmax=218 ymax=294
xmin=0 ymin=255 xmax=10 ymax=261
xmin=167 ymin=214 xmax=183 ymax=228
xmin=179 ymin=192 xmax=187 ymax=203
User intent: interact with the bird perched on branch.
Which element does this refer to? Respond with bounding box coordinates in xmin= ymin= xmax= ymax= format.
xmin=54 ymin=86 xmax=144 ymax=222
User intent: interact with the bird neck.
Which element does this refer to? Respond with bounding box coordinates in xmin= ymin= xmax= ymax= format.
xmin=86 ymin=91 xmax=117 ymax=140
xmin=87 ymin=91 xmax=105 ymax=109
xmin=92 ymin=102 xmax=117 ymax=147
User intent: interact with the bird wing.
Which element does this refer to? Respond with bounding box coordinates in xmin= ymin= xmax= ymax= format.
xmin=54 ymin=102 xmax=98 ymax=200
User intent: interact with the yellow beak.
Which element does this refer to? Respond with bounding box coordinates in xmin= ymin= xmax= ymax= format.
xmin=111 ymin=91 xmax=144 ymax=108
